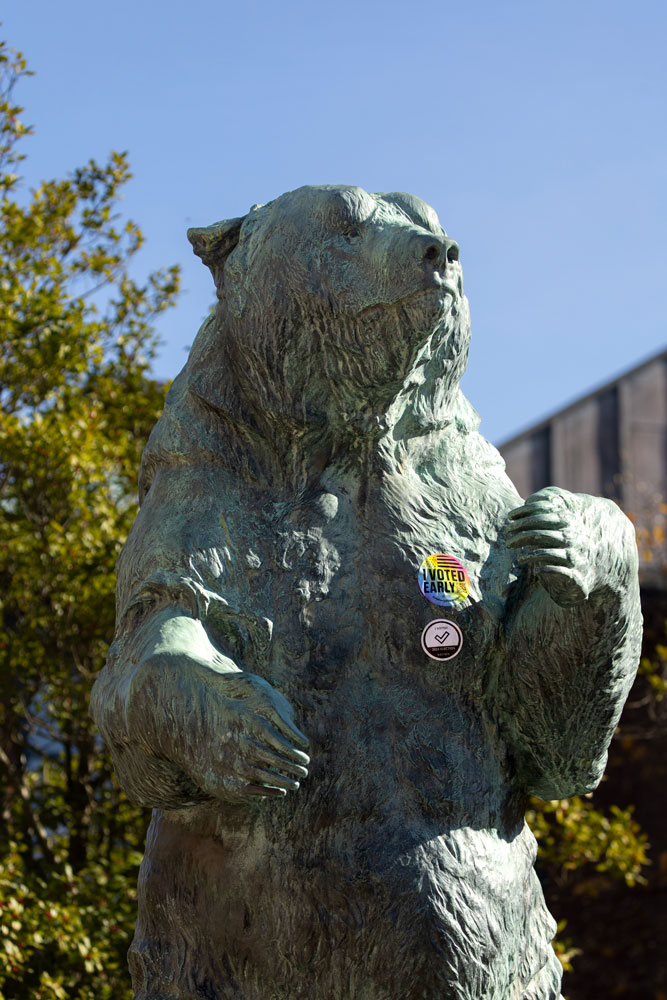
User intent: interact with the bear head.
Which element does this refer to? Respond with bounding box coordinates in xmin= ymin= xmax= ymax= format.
xmin=184 ymin=185 xmax=472 ymax=440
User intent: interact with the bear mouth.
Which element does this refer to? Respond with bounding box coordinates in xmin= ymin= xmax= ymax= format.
xmin=350 ymin=284 xmax=459 ymax=324
xmin=399 ymin=284 xmax=458 ymax=312
xmin=438 ymin=280 xmax=458 ymax=299
xmin=428 ymin=272 xmax=459 ymax=299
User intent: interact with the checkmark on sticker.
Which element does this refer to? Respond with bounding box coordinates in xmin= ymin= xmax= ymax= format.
xmin=421 ymin=618 xmax=463 ymax=662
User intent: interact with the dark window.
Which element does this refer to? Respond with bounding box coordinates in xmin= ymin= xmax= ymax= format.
xmin=598 ymin=387 xmax=621 ymax=502
xmin=530 ymin=425 xmax=552 ymax=492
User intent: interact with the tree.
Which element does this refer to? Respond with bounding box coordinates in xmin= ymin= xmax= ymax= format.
xmin=0 ymin=41 xmax=179 ymax=999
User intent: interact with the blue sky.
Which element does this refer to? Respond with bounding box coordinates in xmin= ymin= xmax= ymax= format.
xmin=3 ymin=0 xmax=666 ymax=443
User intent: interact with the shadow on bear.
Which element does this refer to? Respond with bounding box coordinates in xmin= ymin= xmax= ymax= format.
xmin=91 ymin=185 xmax=642 ymax=1000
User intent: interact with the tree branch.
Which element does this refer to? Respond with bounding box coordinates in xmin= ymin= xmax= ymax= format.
xmin=0 ymin=740 xmax=56 ymax=866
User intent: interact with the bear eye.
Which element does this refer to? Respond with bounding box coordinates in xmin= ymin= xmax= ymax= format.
xmin=341 ymin=226 xmax=362 ymax=245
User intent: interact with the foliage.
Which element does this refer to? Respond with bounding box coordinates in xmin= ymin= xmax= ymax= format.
xmin=527 ymin=793 xmax=650 ymax=982
xmin=549 ymin=920 xmax=580 ymax=975
xmin=527 ymin=796 xmax=649 ymax=889
xmin=0 ymin=842 xmax=142 ymax=1000
xmin=638 ymin=644 xmax=667 ymax=699
xmin=0 ymin=39 xmax=179 ymax=1000
xmin=632 ymin=501 xmax=667 ymax=570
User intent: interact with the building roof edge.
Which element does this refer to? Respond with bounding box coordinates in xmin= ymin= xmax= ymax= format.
xmin=497 ymin=347 xmax=667 ymax=449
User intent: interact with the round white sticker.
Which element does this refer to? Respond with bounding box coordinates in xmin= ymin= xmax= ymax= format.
xmin=421 ymin=619 xmax=463 ymax=661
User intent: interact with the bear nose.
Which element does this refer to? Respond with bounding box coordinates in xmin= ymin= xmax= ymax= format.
xmin=418 ymin=234 xmax=460 ymax=267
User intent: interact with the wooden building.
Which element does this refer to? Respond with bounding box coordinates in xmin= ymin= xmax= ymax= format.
xmin=498 ymin=349 xmax=667 ymax=587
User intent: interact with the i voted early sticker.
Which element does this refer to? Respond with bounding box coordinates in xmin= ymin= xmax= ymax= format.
xmin=418 ymin=554 xmax=470 ymax=607
xmin=421 ymin=619 xmax=463 ymax=661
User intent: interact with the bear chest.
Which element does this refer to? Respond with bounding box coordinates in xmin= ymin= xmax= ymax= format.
xmin=252 ymin=475 xmax=509 ymax=703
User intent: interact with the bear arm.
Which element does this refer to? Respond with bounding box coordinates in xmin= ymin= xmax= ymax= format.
xmin=91 ymin=606 xmax=242 ymax=810
xmin=499 ymin=502 xmax=642 ymax=800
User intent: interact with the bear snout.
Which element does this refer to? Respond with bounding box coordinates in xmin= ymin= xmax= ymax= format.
xmin=416 ymin=232 xmax=460 ymax=269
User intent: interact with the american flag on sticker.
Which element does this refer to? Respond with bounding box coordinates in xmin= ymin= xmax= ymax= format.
xmin=418 ymin=553 xmax=470 ymax=607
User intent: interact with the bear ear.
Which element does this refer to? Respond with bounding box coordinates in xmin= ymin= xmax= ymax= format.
xmin=187 ymin=215 xmax=247 ymax=271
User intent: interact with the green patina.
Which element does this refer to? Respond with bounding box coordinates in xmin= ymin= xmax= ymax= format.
xmin=91 ymin=186 xmax=642 ymax=1000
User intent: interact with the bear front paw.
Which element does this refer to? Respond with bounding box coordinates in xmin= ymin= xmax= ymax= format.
xmin=504 ymin=486 xmax=596 ymax=607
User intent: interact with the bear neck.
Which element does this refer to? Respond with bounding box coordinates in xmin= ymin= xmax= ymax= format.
xmin=173 ymin=303 xmax=474 ymax=489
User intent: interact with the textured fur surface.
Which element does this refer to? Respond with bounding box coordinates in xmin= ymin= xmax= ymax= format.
xmin=91 ymin=186 xmax=642 ymax=999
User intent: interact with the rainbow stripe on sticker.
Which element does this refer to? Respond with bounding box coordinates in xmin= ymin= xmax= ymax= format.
xmin=418 ymin=554 xmax=470 ymax=607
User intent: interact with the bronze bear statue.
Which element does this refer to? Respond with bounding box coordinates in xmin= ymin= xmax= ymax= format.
xmin=91 ymin=185 xmax=642 ymax=1000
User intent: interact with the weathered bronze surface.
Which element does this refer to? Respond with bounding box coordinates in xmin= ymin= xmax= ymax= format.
xmin=91 ymin=186 xmax=642 ymax=1000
